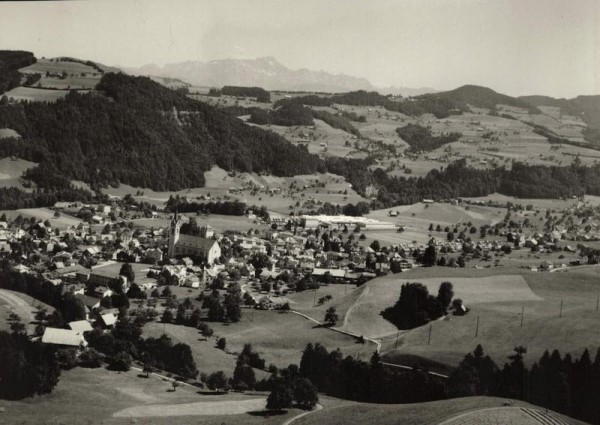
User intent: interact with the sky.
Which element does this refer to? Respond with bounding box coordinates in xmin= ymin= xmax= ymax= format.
xmin=0 ymin=0 xmax=598 ymax=98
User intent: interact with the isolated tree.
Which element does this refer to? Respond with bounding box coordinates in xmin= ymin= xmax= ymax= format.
xmin=437 ymin=281 xmax=454 ymax=311
xmin=370 ymin=240 xmax=381 ymax=252
xmin=119 ymin=262 xmax=135 ymax=284
xmin=422 ymin=245 xmax=437 ymax=267
xmin=217 ymin=337 xmax=227 ymax=350
xmin=161 ymin=309 xmax=173 ymax=323
xmin=324 ymin=307 xmax=338 ymax=326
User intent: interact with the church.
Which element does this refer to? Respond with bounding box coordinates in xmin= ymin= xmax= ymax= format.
xmin=167 ymin=213 xmax=221 ymax=265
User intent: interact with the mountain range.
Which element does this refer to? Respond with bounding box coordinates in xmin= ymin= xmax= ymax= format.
xmin=122 ymin=56 xmax=437 ymax=96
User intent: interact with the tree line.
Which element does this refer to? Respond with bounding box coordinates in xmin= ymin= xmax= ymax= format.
xmin=448 ymin=344 xmax=600 ymax=424
xmin=396 ymin=123 xmax=461 ymax=153
xmin=165 ymin=196 xmax=269 ymax=220
xmin=209 ymin=86 xmax=271 ymax=103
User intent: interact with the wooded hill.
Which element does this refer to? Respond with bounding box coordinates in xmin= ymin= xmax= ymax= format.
xmin=0 ymin=72 xmax=324 ymax=191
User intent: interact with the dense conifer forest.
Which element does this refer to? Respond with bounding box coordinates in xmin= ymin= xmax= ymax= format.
xmin=0 ymin=50 xmax=36 ymax=94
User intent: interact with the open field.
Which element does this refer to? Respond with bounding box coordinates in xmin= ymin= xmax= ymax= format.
xmin=368 ymin=202 xmax=503 ymax=228
xmin=133 ymin=213 xmax=266 ymax=234
xmin=295 ymin=396 xmax=584 ymax=425
xmin=0 ymin=366 xmax=306 ymax=425
xmin=103 ymin=166 xmax=367 ymax=215
xmin=373 ymin=266 xmax=600 ymax=370
xmin=0 ymin=289 xmax=53 ymax=334
xmin=335 ymin=274 xmax=542 ymax=340
xmin=0 ymin=207 xmax=82 ymax=229
xmin=0 ymin=157 xmax=37 ymax=190
xmin=3 ymin=86 xmax=71 ymax=102
xmin=20 ymin=58 xmax=102 ymax=90
xmin=146 ymin=309 xmax=377 ymax=376
xmin=143 ymin=322 xmax=253 ymax=379
xmin=0 ymin=128 xmax=20 ymax=139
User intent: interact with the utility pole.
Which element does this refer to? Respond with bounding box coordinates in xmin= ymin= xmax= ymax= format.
xmin=559 ymin=300 xmax=563 ymax=318
xmin=427 ymin=324 xmax=432 ymax=345
xmin=520 ymin=306 xmax=525 ymax=327
xmin=394 ymin=330 xmax=400 ymax=350
xmin=596 ymin=289 xmax=599 ymax=312
xmin=313 ymin=288 xmax=317 ymax=306
xmin=475 ymin=316 xmax=480 ymax=337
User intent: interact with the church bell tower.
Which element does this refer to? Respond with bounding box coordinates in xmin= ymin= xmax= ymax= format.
xmin=168 ymin=211 xmax=181 ymax=258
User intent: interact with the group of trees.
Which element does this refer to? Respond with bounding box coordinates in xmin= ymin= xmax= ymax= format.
xmin=291 ymin=343 xmax=445 ymax=404
xmin=382 ymin=281 xmax=462 ymax=329
xmin=86 ymin=316 xmax=199 ymax=380
xmin=274 ymin=90 xmax=458 ymax=119
xmin=395 ymin=124 xmax=461 ymax=153
xmin=209 ymin=86 xmax=271 ymax=103
xmin=0 ymin=331 xmax=61 ymax=400
xmin=165 ymin=197 xmax=268 ymax=221
xmin=369 ymin=159 xmax=600 ymax=208
xmin=448 ymin=345 xmax=600 ymax=424
xmin=311 ymin=109 xmax=361 ymax=137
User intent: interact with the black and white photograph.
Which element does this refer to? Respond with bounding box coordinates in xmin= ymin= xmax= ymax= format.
xmin=0 ymin=0 xmax=598 ymax=424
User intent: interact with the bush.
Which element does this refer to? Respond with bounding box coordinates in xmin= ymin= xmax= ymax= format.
xmin=79 ymin=348 xmax=103 ymax=368
xmin=56 ymin=348 xmax=78 ymax=370
xmin=108 ymin=351 xmax=132 ymax=371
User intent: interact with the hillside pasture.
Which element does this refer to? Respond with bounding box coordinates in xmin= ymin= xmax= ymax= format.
xmin=20 ymin=58 xmax=98 ymax=75
xmin=368 ymin=202 xmax=503 ymax=229
xmin=377 ymin=267 xmax=600 ymax=370
xmin=3 ymin=86 xmax=71 ymax=102
xmin=0 ymin=157 xmax=37 ymax=190
xmin=0 ymin=367 xmax=298 ymax=425
xmin=149 ymin=309 xmax=376 ymax=374
xmin=295 ymin=396 xmax=584 ymax=425
xmin=0 ymin=289 xmax=54 ymax=334
xmin=0 ymin=207 xmax=82 ymax=229
xmin=0 ymin=128 xmax=20 ymax=139
xmin=103 ymin=166 xmax=367 ymax=215
xmin=332 ymin=274 xmax=541 ymax=340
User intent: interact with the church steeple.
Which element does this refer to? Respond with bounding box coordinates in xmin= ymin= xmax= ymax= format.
xmin=168 ymin=211 xmax=181 ymax=258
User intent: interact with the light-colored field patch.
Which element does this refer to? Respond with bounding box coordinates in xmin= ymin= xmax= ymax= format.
xmin=113 ymin=398 xmax=266 ymax=417
xmin=402 ymin=275 xmax=543 ymax=304
xmin=3 ymin=86 xmax=72 ymax=102
xmin=0 ymin=157 xmax=37 ymax=190
xmin=0 ymin=128 xmax=20 ymax=139
xmin=440 ymin=407 xmax=556 ymax=425
xmin=339 ymin=275 xmax=541 ymax=339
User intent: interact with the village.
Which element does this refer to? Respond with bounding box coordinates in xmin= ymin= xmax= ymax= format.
xmin=2 ymin=191 xmax=599 ymax=357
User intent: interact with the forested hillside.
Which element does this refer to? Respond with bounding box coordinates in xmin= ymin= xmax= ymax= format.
xmin=0 ymin=50 xmax=36 ymax=95
xmin=0 ymin=73 xmax=324 ymax=191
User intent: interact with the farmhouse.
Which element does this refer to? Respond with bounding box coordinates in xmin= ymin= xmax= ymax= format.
xmin=167 ymin=213 xmax=221 ymax=264
xmin=42 ymin=328 xmax=87 ymax=348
